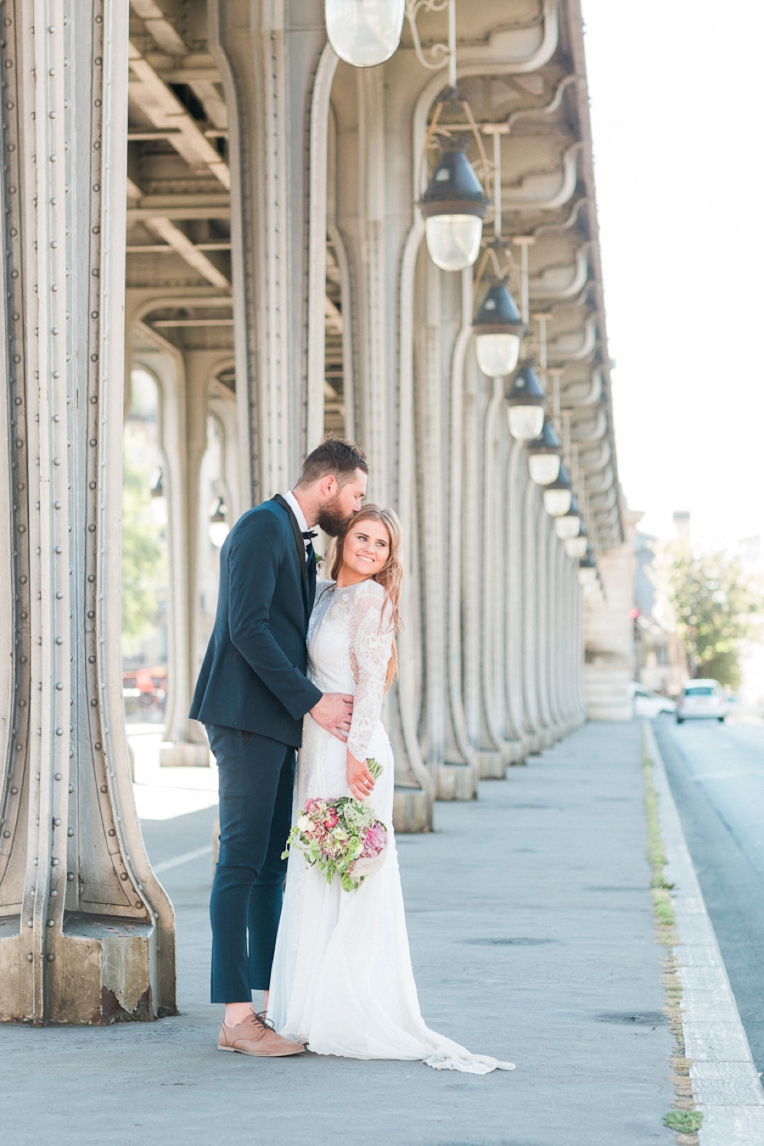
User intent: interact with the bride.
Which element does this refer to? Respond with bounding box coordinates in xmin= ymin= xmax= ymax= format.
xmin=269 ymin=505 xmax=514 ymax=1074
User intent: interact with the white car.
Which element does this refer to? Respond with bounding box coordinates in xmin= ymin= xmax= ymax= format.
xmin=630 ymin=684 xmax=677 ymax=719
xmin=676 ymin=680 xmax=728 ymax=724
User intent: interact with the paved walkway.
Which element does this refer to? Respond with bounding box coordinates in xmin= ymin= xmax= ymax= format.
xmin=1 ymin=723 xmax=676 ymax=1145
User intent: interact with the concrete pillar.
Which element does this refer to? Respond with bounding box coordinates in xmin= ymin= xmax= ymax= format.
xmin=159 ymin=349 xmax=237 ymax=765
xmin=209 ymin=0 xmax=327 ymax=502
xmin=504 ymin=440 xmax=531 ymax=761
xmin=461 ymin=355 xmax=486 ymax=760
xmin=546 ymin=533 xmax=564 ymax=737
xmin=127 ymin=340 xmax=209 ymax=767
xmin=413 ymin=256 xmax=476 ymax=800
xmin=329 ymin=59 xmax=435 ymax=827
xmin=535 ymin=515 xmax=555 ymax=746
xmin=584 ymin=507 xmax=640 ymax=720
xmin=0 ymin=0 xmax=175 ymax=1024
xmin=521 ymin=482 xmax=543 ymax=752
xmin=557 ymin=547 xmax=575 ymax=730
xmin=479 ymin=378 xmax=512 ymax=776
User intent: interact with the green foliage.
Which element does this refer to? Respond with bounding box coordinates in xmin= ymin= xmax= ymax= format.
xmin=663 ymin=1110 xmax=702 ymax=1133
xmin=121 ymin=452 xmax=166 ymax=658
xmin=654 ymin=542 xmax=763 ymax=690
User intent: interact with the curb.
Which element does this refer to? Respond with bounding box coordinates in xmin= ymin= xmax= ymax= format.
xmin=644 ymin=722 xmax=764 ymax=1143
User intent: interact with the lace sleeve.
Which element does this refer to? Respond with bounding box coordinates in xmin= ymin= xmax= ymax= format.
xmin=346 ymin=582 xmax=395 ymax=763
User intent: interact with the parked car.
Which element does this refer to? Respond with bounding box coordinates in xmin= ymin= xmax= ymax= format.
xmin=676 ymin=680 xmax=728 ymax=724
xmin=630 ymin=683 xmax=677 ymax=719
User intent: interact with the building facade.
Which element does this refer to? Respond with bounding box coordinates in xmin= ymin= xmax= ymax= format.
xmin=0 ymin=0 xmax=629 ymax=1024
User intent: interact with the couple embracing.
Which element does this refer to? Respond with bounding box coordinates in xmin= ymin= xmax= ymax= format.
xmin=190 ymin=438 xmax=513 ymax=1074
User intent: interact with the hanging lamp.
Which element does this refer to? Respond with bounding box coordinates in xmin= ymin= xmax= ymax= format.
xmin=542 ymin=464 xmax=573 ymax=517
xmin=506 ymin=363 xmax=546 ymax=441
xmin=564 ymin=533 xmax=588 ymax=560
xmin=473 ymin=279 xmax=525 ymax=377
xmin=325 ymin=0 xmax=405 ymax=67
xmin=578 ymin=551 xmax=597 ymax=586
xmin=554 ymin=495 xmax=582 ymax=540
xmin=421 ymin=136 xmax=489 ymax=271
xmin=527 ymin=420 xmax=562 ymax=486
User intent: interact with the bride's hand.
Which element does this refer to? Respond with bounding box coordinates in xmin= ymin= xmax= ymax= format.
xmin=347 ymin=751 xmax=375 ymax=801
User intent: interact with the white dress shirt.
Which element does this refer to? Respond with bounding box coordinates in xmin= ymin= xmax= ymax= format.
xmin=282 ymin=489 xmax=313 ymax=561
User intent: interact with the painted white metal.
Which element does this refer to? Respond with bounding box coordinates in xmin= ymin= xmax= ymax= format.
xmin=306 ymin=44 xmax=340 ymax=455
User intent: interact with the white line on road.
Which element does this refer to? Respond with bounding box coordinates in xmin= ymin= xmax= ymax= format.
xmin=692 ymin=771 xmax=745 ymax=782
xmin=153 ymin=845 xmax=213 ymax=874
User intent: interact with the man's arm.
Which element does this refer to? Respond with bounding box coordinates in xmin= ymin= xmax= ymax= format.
xmin=227 ymin=511 xmax=322 ymax=720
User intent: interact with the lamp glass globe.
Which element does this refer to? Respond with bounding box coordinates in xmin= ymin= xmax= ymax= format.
xmin=325 ymin=0 xmax=404 ymax=67
xmin=476 ymin=332 xmax=521 ymax=378
xmin=564 ymin=535 xmax=588 ymax=559
xmin=554 ymin=515 xmax=581 ymax=540
xmin=528 ymin=453 xmax=561 ymax=486
xmin=425 ymin=215 xmax=483 ymax=272
xmin=150 ymin=496 xmax=168 ymax=526
xmin=508 ymin=405 xmax=545 ymax=441
xmin=543 ymin=487 xmax=573 ymax=517
xmin=209 ymin=521 xmax=230 ymax=548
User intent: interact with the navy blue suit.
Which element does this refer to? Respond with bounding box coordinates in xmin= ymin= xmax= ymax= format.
xmin=190 ymin=496 xmax=321 ymax=742
xmin=190 ymin=496 xmax=323 ymax=1001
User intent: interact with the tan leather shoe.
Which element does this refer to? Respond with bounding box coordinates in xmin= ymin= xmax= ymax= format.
xmin=218 ymin=1012 xmax=305 ymax=1057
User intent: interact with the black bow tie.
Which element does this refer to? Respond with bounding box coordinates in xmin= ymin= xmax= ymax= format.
xmin=302 ymin=530 xmax=318 ymax=540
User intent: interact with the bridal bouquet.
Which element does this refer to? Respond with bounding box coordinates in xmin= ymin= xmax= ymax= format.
xmin=282 ymin=759 xmax=387 ymax=892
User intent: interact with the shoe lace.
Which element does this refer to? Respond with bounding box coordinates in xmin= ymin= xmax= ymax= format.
xmin=253 ymin=1010 xmax=275 ymax=1031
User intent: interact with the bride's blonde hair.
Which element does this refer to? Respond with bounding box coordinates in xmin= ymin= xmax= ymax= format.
xmin=329 ymin=505 xmax=402 ymax=689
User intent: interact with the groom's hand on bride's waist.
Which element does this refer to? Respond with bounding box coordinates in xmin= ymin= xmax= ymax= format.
xmin=309 ymin=693 xmax=354 ymax=742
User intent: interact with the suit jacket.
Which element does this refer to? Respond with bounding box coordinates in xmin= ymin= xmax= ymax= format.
xmin=189 ymin=496 xmax=322 ymax=747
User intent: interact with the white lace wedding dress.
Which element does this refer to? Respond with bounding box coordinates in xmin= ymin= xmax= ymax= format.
xmin=268 ymin=579 xmax=514 ymax=1074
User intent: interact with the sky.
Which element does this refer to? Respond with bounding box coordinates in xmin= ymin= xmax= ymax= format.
xmin=580 ymin=0 xmax=764 ymax=548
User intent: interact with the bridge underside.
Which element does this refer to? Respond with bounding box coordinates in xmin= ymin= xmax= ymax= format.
xmin=0 ymin=0 xmax=631 ymax=1023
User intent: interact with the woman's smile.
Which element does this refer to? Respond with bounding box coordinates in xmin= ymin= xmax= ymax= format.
xmin=336 ymin=520 xmax=390 ymax=585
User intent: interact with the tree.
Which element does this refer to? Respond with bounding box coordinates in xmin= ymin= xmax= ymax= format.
xmin=121 ymin=452 xmax=166 ymax=659
xmin=654 ymin=542 xmax=763 ymax=690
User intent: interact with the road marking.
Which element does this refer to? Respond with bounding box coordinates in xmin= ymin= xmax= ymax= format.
xmin=693 ymin=771 xmax=744 ymax=782
xmin=153 ymin=844 xmax=213 ymax=874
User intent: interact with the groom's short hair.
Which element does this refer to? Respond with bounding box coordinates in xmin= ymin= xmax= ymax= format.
xmin=297 ymin=437 xmax=368 ymax=488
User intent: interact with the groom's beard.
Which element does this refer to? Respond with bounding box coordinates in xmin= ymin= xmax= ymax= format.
xmin=316 ymin=495 xmax=352 ymax=538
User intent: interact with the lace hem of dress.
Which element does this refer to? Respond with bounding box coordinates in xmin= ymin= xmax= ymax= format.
xmin=423 ymin=1053 xmax=516 ymax=1074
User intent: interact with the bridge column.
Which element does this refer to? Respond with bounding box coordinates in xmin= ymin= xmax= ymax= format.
xmin=0 ymin=0 xmax=175 ymax=1024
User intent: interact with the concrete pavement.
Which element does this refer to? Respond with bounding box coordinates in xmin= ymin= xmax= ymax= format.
xmin=646 ymin=722 xmax=764 ymax=1144
xmin=654 ymin=717 xmax=764 ymax=1072
xmin=1 ymin=723 xmax=676 ymax=1146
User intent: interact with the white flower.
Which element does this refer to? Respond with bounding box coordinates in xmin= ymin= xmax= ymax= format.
xmin=297 ymin=815 xmax=311 ymax=833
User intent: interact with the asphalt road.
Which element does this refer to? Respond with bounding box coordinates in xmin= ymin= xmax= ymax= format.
xmin=653 ymin=715 xmax=764 ymax=1073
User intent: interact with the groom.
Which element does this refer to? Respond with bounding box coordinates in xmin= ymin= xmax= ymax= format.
xmin=189 ymin=438 xmax=370 ymax=1056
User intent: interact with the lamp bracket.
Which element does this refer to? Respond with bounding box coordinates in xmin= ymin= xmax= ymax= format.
xmin=420 ymin=95 xmax=489 ymax=198
xmin=472 ymin=239 xmax=520 ymax=299
xmin=406 ymin=0 xmax=452 ymax=72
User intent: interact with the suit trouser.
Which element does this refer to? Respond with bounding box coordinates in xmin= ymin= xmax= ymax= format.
xmin=206 ymin=724 xmax=296 ymax=1003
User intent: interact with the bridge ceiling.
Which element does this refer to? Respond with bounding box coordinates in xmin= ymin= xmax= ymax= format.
xmin=125 ymin=0 xmax=621 ymax=552
xmin=439 ymin=0 xmax=622 ymax=552
xmin=127 ymin=0 xmax=234 ymax=353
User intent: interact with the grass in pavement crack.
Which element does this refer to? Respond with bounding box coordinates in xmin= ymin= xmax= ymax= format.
xmin=642 ymin=724 xmax=703 ymax=1146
